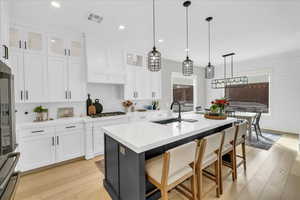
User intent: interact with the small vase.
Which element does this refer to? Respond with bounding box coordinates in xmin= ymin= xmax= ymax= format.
xmin=124 ymin=107 xmax=129 ymax=113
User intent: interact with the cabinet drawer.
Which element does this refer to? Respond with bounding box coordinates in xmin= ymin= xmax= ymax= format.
xmin=19 ymin=127 xmax=55 ymax=138
xmin=56 ymin=123 xmax=84 ymax=132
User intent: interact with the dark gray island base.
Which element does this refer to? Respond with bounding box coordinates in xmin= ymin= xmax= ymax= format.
xmin=103 ymin=123 xmax=232 ymax=200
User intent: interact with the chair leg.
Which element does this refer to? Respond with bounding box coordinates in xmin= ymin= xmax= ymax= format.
xmin=191 ymin=174 xmax=197 ymax=200
xmin=257 ymin=124 xmax=263 ymax=136
xmin=254 ymin=125 xmax=259 ymax=141
xmin=242 ymin=142 xmax=247 ymax=171
xmin=161 ymin=188 xmax=168 ymax=200
xmin=219 ymin=156 xmax=223 ymax=195
xmin=230 ymin=151 xmax=236 ymax=181
xmin=214 ymin=160 xmax=220 ymax=198
xmin=196 ymin=168 xmax=203 ymax=200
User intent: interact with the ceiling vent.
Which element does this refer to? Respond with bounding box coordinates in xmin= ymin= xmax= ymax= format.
xmin=88 ymin=13 xmax=103 ymax=24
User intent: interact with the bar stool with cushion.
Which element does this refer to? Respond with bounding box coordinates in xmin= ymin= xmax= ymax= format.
xmin=219 ymin=126 xmax=238 ymax=194
xmin=145 ymin=141 xmax=198 ymax=200
xmin=195 ymin=132 xmax=224 ymax=200
xmin=233 ymin=121 xmax=248 ymax=179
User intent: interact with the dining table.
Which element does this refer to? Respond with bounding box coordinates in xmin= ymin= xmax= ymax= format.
xmin=231 ymin=112 xmax=257 ymax=139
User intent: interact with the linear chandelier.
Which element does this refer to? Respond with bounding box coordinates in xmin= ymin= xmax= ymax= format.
xmin=211 ymin=53 xmax=248 ymax=89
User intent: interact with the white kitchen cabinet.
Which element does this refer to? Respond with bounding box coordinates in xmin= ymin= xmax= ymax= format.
xmin=20 ymin=135 xmax=56 ymax=171
xmin=47 ymin=34 xmax=86 ymax=102
xmin=47 ymin=56 xmax=68 ymax=102
xmin=124 ymin=52 xmax=161 ymax=100
xmin=150 ymin=71 xmax=162 ymax=99
xmin=18 ymin=122 xmax=84 ymax=172
xmin=55 ymin=125 xmax=84 ymax=162
xmin=9 ymin=26 xmax=47 ymax=103
xmin=0 ymin=0 xmax=10 ymax=64
xmin=93 ymin=127 xmax=105 ymax=155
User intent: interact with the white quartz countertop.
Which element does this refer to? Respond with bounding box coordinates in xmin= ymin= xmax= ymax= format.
xmin=102 ymin=113 xmax=236 ymax=153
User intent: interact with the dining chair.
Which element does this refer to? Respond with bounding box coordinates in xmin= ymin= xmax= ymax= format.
xmin=145 ymin=141 xmax=198 ymax=200
xmin=252 ymin=112 xmax=262 ymax=140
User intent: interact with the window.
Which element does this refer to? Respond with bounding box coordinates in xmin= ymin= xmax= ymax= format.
xmin=225 ymin=75 xmax=270 ymax=113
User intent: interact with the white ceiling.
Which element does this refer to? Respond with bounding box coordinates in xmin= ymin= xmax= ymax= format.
xmin=11 ymin=0 xmax=300 ymax=66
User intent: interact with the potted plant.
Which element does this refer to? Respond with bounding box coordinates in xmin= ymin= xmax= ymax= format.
xmin=122 ymin=100 xmax=133 ymax=113
xmin=33 ymin=106 xmax=48 ymax=121
xmin=205 ymin=98 xmax=229 ymax=119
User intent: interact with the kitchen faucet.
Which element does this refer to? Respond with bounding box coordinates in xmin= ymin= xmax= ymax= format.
xmin=170 ymin=100 xmax=182 ymax=122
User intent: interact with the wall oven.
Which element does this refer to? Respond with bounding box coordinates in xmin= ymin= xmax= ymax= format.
xmin=0 ymin=60 xmax=20 ymax=200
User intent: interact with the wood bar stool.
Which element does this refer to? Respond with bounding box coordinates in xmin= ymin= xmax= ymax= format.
xmin=145 ymin=141 xmax=198 ymax=200
xmin=219 ymin=126 xmax=238 ymax=194
xmin=233 ymin=121 xmax=248 ymax=180
xmin=195 ymin=132 xmax=224 ymax=200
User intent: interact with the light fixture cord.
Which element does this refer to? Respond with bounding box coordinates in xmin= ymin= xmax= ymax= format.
xmin=186 ymin=5 xmax=189 ymax=57
xmin=208 ymin=20 xmax=211 ymax=63
xmin=152 ymin=0 xmax=156 ymax=47
xmin=231 ymin=54 xmax=234 ymax=77
xmin=224 ymin=56 xmax=227 ymax=79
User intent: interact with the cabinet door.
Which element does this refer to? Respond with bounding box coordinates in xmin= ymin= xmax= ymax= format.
xmin=47 ymin=56 xmax=68 ymax=102
xmin=23 ymin=52 xmax=47 ymax=102
xmin=24 ymin=30 xmax=45 ymax=54
xmin=124 ymin=65 xmax=136 ymax=100
xmin=68 ymin=59 xmax=86 ymax=102
xmin=10 ymin=51 xmax=24 ymax=103
xmin=93 ymin=127 xmax=105 ymax=155
xmin=9 ymin=27 xmax=23 ymax=52
xmin=0 ymin=0 xmax=10 ymax=64
xmin=135 ymin=66 xmax=151 ymax=100
xmin=55 ymin=129 xmax=84 ymax=163
xmin=19 ymin=135 xmax=56 ymax=171
xmin=68 ymin=39 xmax=82 ymax=60
xmin=48 ymin=35 xmax=67 ymax=57
xmin=151 ymin=71 xmax=162 ymax=99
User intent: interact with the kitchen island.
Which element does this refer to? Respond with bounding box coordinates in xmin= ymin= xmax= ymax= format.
xmin=102 ymin=113 xmax=236 ymax=200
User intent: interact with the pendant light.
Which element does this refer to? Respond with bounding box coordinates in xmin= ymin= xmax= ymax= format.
xmin=182 ymin=1 xmax=193 ymax=76
xmin=205 ymin=16 xmax=215 ymax=79
xmin=211 ymin=53 xmax=248 ymax=89
xmin=147 ymin=0 xmax=161 ymax=72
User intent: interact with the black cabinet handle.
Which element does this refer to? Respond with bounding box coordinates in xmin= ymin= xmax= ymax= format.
xmin=64 ymin=49 xmax=67 ymax=56
xmin=5 ymin=45 xmax=8 ymax=59
xmin=52 ymin=137 xmax=55 ymax=146
xmin=56 ymin=136 xmax=59 ymax=145
xmin=66 ymin=126 xmax=76 ymax=129
xmin=24 ymin=41 xmax=27 ymax=49
xmin=31 ymin=130 xmax=45 ymax=133
xmin=68 ymin=49 xmax=71 ymax=56
xmin=19 ymin=40 xmax=22 ymax=49
xmin=65 ymin=91 xmax=68 ymax=99
xmin=26 ymin=90 xmax=29 ymax=100
xmin=20 ymin=91 xmax=23 ymax=101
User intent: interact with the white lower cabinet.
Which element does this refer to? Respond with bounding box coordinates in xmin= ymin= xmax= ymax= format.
xmin=19 ymin=134 xmax=56 ymax=171
xmin=55 ymin=125 xmax=84 ymax=163
xmin=18 ymin=123 xmax=84 ymax=172
xmin=85 ymin=117 xmax=129 ymax=159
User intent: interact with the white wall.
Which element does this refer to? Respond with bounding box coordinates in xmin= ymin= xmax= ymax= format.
xmin=206 ymin=50 xmax=300 ymax=134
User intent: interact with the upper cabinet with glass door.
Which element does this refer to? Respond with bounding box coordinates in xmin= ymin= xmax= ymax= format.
xmin=9 ymin=26 xmax=46 ymax=54
xmin=47 ymin=34 xmax=82 ymax=60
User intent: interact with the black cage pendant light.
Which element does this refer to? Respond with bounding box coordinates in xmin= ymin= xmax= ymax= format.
xmin=182 ymin=1 xmax=193 ymax=76
xmin=147 ymin=0 xmax=161 ymax=72
xmin=205 ymin=17 xmax=215 ymax=79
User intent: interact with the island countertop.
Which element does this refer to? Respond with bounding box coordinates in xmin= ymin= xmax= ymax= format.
xmin=102 ymin=113 xmax=236 ymax=153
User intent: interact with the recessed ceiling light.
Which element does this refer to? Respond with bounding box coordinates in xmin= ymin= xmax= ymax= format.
xmin=158 ymin=39 xmax=164 ymax=43
xmin=51 ymin=1 xmax=61 ymax=8
xmin=118 ymin=25 xmax=125 ymax=30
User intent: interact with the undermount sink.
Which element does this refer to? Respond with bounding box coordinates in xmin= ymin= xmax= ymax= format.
xmin=152 ymin=118 xmax=198 ymax=125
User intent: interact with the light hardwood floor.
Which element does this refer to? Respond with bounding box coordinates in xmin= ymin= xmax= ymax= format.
xmin=15 ymin=134 xmax=300 ymax=200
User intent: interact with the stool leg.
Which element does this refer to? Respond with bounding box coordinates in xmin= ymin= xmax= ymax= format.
xmin=233 ymin=146 xmax=238 ymax=181
xmin=242 ymin=142 xmax=247 ymax=171
xmin=215 ymin=160 xmax=220 ymax=198
xmin=161 ymin=188 xmax=168 ymax=200
xmin=191 ymin=174 xmax=197 ymax=200
xmin=197 ymin=168 xmax=203 ymax=200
